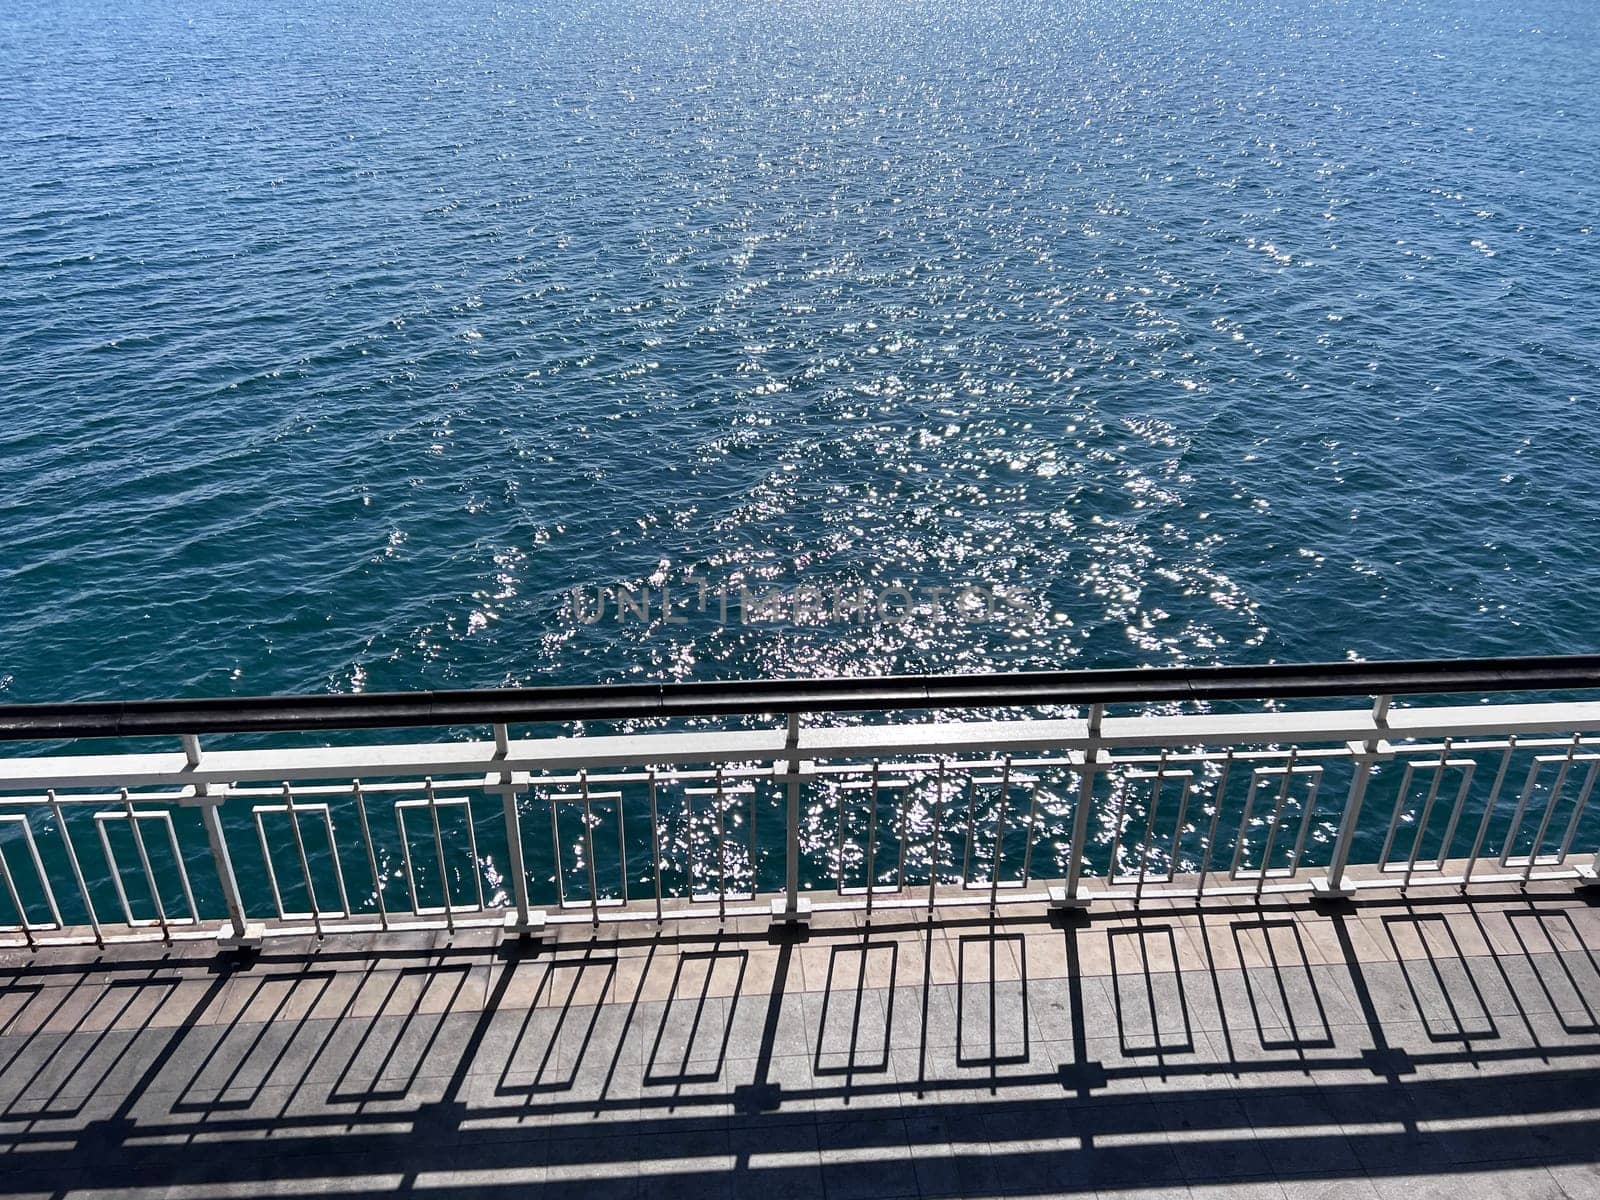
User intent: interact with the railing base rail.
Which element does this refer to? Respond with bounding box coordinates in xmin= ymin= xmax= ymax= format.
xmin=9 ymin=865 xmax=1600 ymax=955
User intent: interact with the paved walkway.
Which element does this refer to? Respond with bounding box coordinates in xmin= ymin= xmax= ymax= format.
xmin=3 ymin=885 xmax=1600 ymax=1199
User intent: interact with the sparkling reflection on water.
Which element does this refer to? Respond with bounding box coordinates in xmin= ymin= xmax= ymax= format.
xmin=2 ymin=0 xmax=1598 ymax=905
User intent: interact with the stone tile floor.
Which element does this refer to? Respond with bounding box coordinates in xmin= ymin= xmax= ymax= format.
xmin=3 ymin=886 xmax=1600 ymax=1198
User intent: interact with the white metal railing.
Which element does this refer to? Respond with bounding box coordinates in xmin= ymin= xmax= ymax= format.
xmin=1 ymin=658 xmax=1599 ymax=948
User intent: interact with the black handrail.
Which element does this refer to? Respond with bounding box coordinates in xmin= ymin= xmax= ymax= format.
xmin=1 ymin=654 xmax=1598 ymax=742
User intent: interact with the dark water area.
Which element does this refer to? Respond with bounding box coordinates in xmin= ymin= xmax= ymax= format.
xmin=2 ymin=0 xmax=1598 ymax=913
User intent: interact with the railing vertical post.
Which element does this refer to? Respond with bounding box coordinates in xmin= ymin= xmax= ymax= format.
xmin=648 ymin=769 xmax=664 ymax=925
xmin=280 ymin=783 xmax=325 ymax=940
xmin=494 ymin=723 xmax=542 ymax=938
xmin=423 ymin=777 xmax=454 ymax=935
xmin=1314 ymin=694 xmax=1393 ymax=901
xmin=927 ymin=760 xmax=947 ymax=915
xmin=202 ymin=795 xmax=260 ymax=947
xmin=1052 ymin=703 xmax=1103 ymax=911
xmin=49 ymin=791 xmax=104 ymax=949
xmin=771 ymin=711 xmax=812 ymax=928
xmin=181 ymin=735 xmax=263 ymax=950
xmin=352 ymin=781 xmax=389 ymax=931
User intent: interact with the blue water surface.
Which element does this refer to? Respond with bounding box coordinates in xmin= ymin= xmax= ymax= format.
xmin=2 ymin=0 xmax=1598 ymax=705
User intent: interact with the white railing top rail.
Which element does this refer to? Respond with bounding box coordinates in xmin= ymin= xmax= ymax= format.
xmin=4 ymin=700 xmax=1600 ymax=793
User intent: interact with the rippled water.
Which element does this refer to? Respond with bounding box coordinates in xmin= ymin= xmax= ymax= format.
xmin=4 ymin=0 xmax=1599 ymax=707
xmin=3 ymin=0 xmax=1600 ymax=913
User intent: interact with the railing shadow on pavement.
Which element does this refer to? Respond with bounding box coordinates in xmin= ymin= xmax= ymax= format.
xmin=0 ymin=895 xmax=1598 ymax=1198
